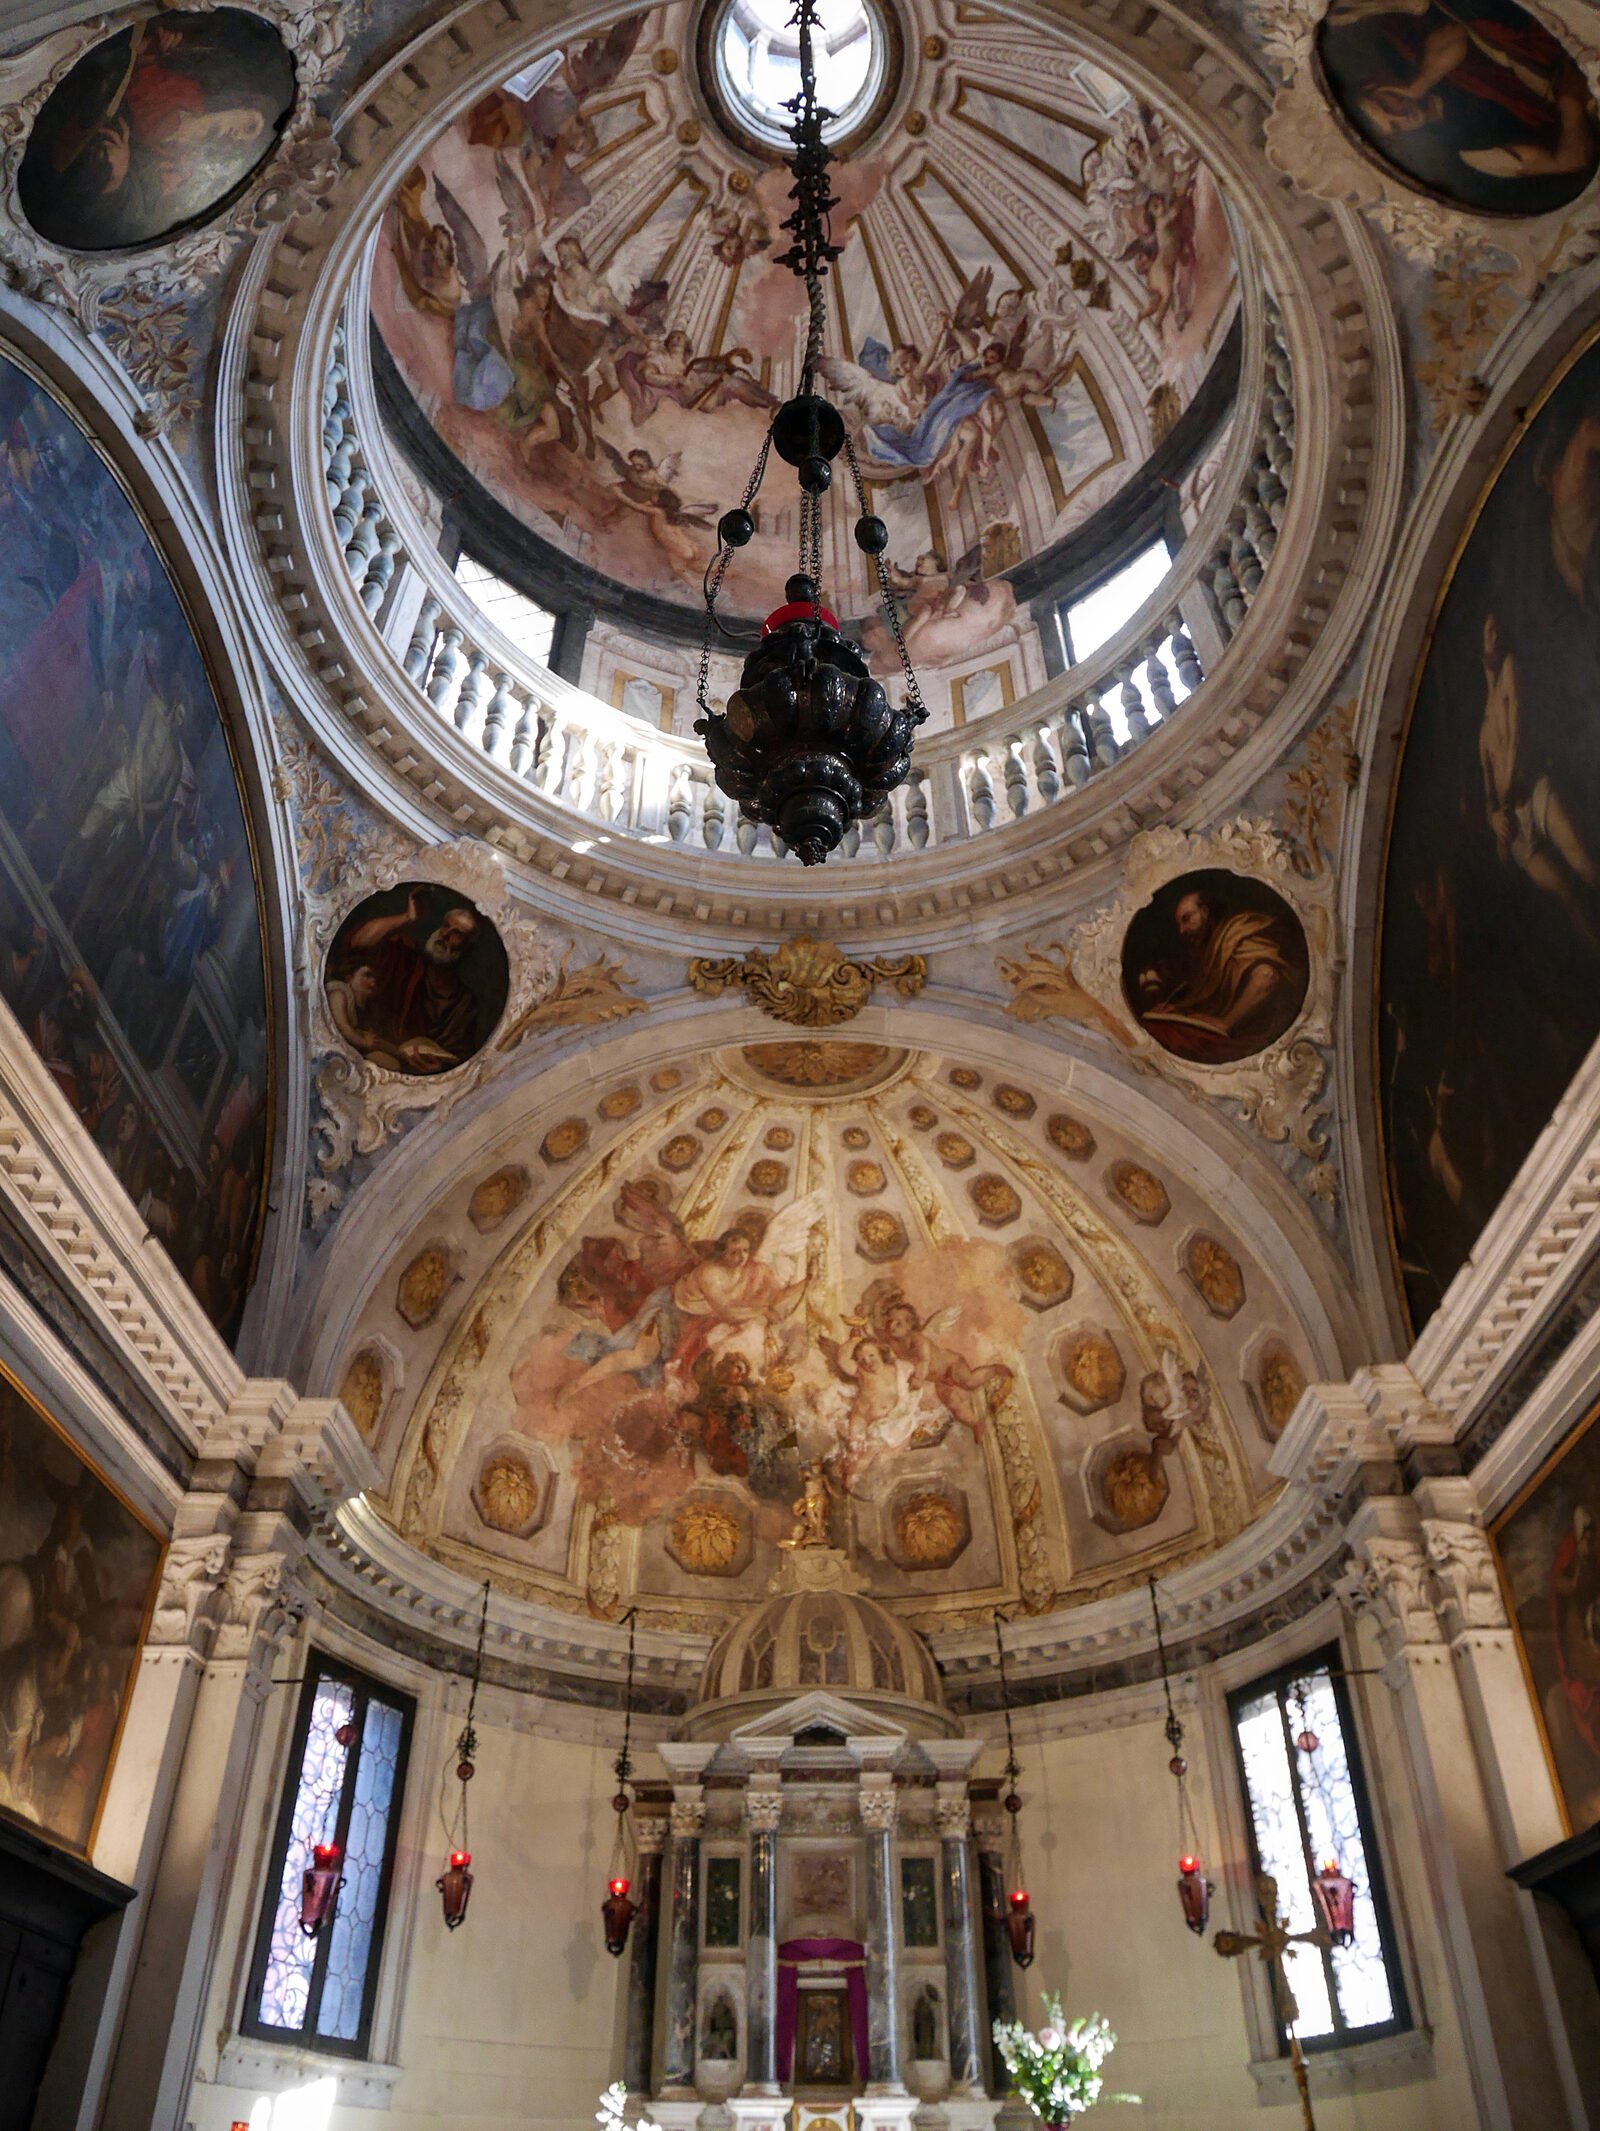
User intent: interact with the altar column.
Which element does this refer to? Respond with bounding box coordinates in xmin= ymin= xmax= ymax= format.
xmin=854 ymin=1744 xmax=907 ymax=2095
xmin=625 ymin=1815 xmax=667 ymax=2102
xmin=936 ymin=1784 xmax=987 ymax=2098
xmin=744 ymin=1749 xmax=784 ymax=2096
xmin=659 ymin=1753 xmax=712 ymax=2099
xmin=974 ymin=1814 xmax=1018 ymax=2096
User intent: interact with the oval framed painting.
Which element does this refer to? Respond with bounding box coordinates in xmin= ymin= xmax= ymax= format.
xmin=18 ymin=8 xmax=296 ymax=253
xmin=1315 ymin=0 xmax=1600 ymax=219
xmin=1119 ymin=868 xmax=1311 ymax=1065
xmin=324 ymin=884 xmax=510 ymax=1076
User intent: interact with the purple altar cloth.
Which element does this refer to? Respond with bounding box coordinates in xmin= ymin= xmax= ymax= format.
xmin=775 ymin=1937 xmax=870 ymax=2084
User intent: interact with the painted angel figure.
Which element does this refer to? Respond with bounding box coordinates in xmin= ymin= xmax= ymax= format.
xmin=669 ymin=1192 xmax=827 ymax=1389
xmin=595 ymin=440 xmax=717 ymax=571
xmin=860 ymin=1278 xmax=1014 ymax=1436
xmin=1088 ymin=100 xmax=1201 ymax=338
xmin=822 ymin=334 xmax=995 ymax=482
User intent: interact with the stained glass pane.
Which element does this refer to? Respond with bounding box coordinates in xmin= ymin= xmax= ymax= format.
xmin=705 ymin=1855 xmax=743 ymax=1948
xmin=255 ymin=1678 xmax=355 ymax=2033
xmin=318 ymin=1696 xmax=405 ymax=2039
xmin=900 ymin=1855 xmax=938 ymax=1948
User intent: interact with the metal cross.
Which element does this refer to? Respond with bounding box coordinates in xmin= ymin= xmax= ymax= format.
xmin=1213 ymin=1872 xmax=1328 ymax=2131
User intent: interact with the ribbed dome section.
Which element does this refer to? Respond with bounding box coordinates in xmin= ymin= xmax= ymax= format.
xmin=699 ymin=1588 xmax=945 ymax=1711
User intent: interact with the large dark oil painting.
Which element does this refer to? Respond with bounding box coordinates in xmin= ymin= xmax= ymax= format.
xmin=0 ymin=349 xmax=270 ymax=1336
xmin=1492 ymin=1398 xmax=1600 ymax=1834
xmin=1379 ymin=334 xmax=1600 ymax=1331
xmin=17 ymin=8 xmax=296 ymax=254
xmin=0 ymin=1363 xmax=164 ymax=1855
xmin=1317 ymin=0 xmax=1600 ymax=219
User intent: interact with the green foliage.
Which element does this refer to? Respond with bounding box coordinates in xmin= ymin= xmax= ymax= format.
xmin=992 ymin=1993 xmax=1139 ymax=2120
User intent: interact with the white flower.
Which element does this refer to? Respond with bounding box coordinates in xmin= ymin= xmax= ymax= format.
xmin=1037 ymin=2026 xmax=1062 ymax=2050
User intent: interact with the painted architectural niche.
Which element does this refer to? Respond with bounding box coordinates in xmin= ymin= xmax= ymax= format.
xmin=371 ymin=1045 xmax=1320 ymax=1630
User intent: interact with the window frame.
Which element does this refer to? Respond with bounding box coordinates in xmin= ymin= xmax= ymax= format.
xmin=240 ymin=1652 xmax=416 ymax=2061
xmin=1226 ymin=1643 xmax=1410 ymax=2058
xmin=1054 ymin=525 xmax=1178 ymax=669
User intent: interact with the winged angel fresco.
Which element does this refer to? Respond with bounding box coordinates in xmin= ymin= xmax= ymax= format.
xmin=512 ymin=1182 xmax=1016 ymax=1526
xmin=820 ymin=265 xmax=1086 ymax=508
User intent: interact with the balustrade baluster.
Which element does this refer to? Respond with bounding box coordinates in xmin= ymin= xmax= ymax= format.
xmin=403 ymin=595 xmax=441 ymax=681
xmin=1144 ymin=636 xmax=1176 ymax=720
xmin=667 ymin=765 xmax=693 ymax=843
xmin=454 ymin=649 xmax=491 ymax=740
xmin=966 ymin=752 xmax=996 ymax=831
xmin=905 ymin=770 xmax=930 ymax=849
xmin=1119 ymin=662 xmax=1151 ymax=743
xmin=702 ymin=779 xmax=726 ymax=849
xmin=1086 ymin=695 xmax=1119 ymax=771
xmin=426 ymin=626 xmax=466 ymax=716
xmin=345 ymin=496 xmax=383 ymax=578
xmin=331 ymin=468 xmax=366 ymax=548
xmin=872 ymin=803 xmax=895 ymax=858
xmin=482 ymin=671 xmax=518 ymax=760
xmin=1171 ymin=627 xmax=1203 ymax=692
xmin=534 ymin=716 xmax=561 ymax=793
xmin=1003 ymin=742 xmax=1029 ymax=819
xmin=509 ymin=703 xmax=538 ymax=776
xmin=600 ymin=742 xmax=627 ymax=822
xmin=736 ymin=815 xmax=758 ymax=857
xmin=1060 ymin=707 xmax=1091 ymax=787
xmin=1212 ymin=554 xmax=1247 ymax=637
xmin=324 ymin=437 xmax=354 ymax=511
xmin=841 ymin=818 xmax=861 ymax=859
xmin=1031 ymin=728 xmax=1060 ymax=806
xmin=360 ymin=528 xmax=401 ymax=615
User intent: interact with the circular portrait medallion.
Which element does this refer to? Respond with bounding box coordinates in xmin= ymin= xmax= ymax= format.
xmin=324 ymin=883 xmax=509 ymax=1077
xmin=1120 ymin=868 xmax=1310 ymax=1065
xmin=19 ymin=9 xmax=296 ymax=253
xmin=1316 ymin=0 xmax=1600 ymax=219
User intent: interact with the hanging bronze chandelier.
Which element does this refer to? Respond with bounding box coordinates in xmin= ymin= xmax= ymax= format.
xmin=695 ymin=0 xmax=926 ymax=866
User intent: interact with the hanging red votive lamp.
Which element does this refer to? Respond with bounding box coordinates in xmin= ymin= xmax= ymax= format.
xmin=1005 ymin=1887 xmax=1036 ymax=1968
xmin=1177 ymin=1855 xmax=1211 ymax=1935
xmin=603 ymin=1875 xmax=637 ymax=1958
xmin=299 ymin=1842 xmax=343 ymax=1938
xmin=1311 ymin=1858 xmax=1356 ymax=1948
xmin=437 ymin=1849 xmax=474 ymax=1930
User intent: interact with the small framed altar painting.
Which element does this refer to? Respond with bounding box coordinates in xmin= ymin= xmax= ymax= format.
xmin=0 ymin=1361 xmax=164 ymax=1854
xmin=1491 ymin=1396 xmax=1600 ymax=1834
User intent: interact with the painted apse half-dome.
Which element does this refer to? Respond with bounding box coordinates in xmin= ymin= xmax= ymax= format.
xmin=344 ymin=1042 xmax=1317 ymax=1640
xmin=370 ymin=0 xmax=1238 ymax=708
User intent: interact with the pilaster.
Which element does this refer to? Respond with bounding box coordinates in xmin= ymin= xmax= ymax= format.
xmin=659 ymin=1748 xmax=715 ymax=2100
xmin=743 ymin=1748 xmax=784 ymax=2100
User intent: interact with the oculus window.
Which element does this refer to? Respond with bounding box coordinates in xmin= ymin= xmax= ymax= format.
xmin=1229 ymin=1650 xmax=1407 ymax=2052
xmin=244 ymin=1657 xmax=415 ymax=2058
xmin=710 ymin=0 xmax=888 ymax=150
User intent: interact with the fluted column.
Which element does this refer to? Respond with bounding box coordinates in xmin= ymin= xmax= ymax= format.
xmin=661 ymin=1787 xmax=707 ymax=2097
xmin=937 ymin=1786 xmax=987 ymax=2097
xmin=975 ymin=1817 xmax=1017 ymax=2096
xmin=625 ymin=1816 xmax=667 ymax=2100
xmin=857 ymin=1756 xmax=905 ymax=2093
xmin=744 ymin=1769 xmax=783 ymax=2095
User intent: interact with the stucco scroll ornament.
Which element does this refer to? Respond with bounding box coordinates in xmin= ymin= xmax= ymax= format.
xmin=306 ymin=839 xmax=561 ymax=1218
xmin=1246 ymin=0 xmax=1600 ymax=292
xmin=688 ymin=936 xmax=927 ymax=1027
xmin=0 ymin=0 xmax=352 ymax=435
xmin=1001 ymin=820 xmax=1340 ymax=1207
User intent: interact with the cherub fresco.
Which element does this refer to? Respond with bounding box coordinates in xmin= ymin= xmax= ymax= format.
xmin=1086 ymin=102 xmax=1234 ymax=363
xmin=508 ymin=1187 xmax=1020 ymax=1535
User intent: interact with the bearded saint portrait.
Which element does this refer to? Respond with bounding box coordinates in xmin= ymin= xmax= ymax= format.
xmin=1122 ymin=869 xmax=1311 ymax=1065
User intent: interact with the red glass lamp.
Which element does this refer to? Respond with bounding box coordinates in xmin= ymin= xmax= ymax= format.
xmin=1311 ymin=1858 xmax=1356 ymax=1948
xmin=299 ymin=1842 xmax=343 ymax=1938
xmin=437 ymin=1849 xmax=474 ymax=1929
xmin=1005 ymin=1887 xmax=1036 ymax=1968
xmin=1177 ymin=1855 xmax=1211 ymax=1934
xmin=603 ymin=1875 xmax=637 ymax=1957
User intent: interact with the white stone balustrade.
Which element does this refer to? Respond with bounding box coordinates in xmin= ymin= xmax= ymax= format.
xmin=320 ymin=304 xmax=1292 ymax=865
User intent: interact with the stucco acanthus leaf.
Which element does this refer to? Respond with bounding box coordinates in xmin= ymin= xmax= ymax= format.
xmin=214 ymin=1550 xmax=307 ymax=1669
xmin=1349 ymin=1536 xmax=1443 ymax=1650
xmin=935 ymin=1793 xmax=972 ymax=1839
xmin=688 ymin=937 xmax=927 ymax=1028
xmin=858 ymin=1784 xmax=898 ymax=1834
xmin=0 ymin=2 xmax=352 ymax=430
xmin=670 ymin=1794 xmax=708 ymax=1839
xmin=1001 ymin=819 xmax=1338 ymax=1202
xmin=747 ymin=1787 xmax=784 ymax=1834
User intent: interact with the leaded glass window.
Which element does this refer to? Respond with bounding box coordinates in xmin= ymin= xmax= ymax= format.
xmin=243 ymin=1657 xmax=415 ymax=2058
xmin=705 ymin=1854 xmax=743 ymax=1948
xmin=1229 ymin=1649 xmax=1406 ymax=2054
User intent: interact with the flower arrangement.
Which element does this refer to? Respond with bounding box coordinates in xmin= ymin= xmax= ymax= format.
xmin=598 ymin=2083 xmax=662 ymax=2131
xmin=992 ymin=1994 xmax=1138 ymax=2122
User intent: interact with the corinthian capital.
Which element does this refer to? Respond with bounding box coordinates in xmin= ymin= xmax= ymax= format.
xmin=215 ymin=1550 xmax=307 ymax=1672
xmin=148 ymin=1534 xmax=231 ymax=1654
xmin=747 ymin=1785 xmax=784 ymax=1835
xmin=1348 ymin=1534 xmax=1442 ymax=1655
xmin=935 ymin=1790 xmax=972 ymax=1840
xmin=859 ymin=1778 xmax=898 ymax=1834
xmin=670 ymin=1794 xmax=707 ymax=1840
xmin=1422 ymin=1519 xmax=1507 ymax=1639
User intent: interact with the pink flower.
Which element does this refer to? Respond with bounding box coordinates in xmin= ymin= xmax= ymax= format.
xmin=1037 ymin=2027 xmax=1062 ymax=2051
